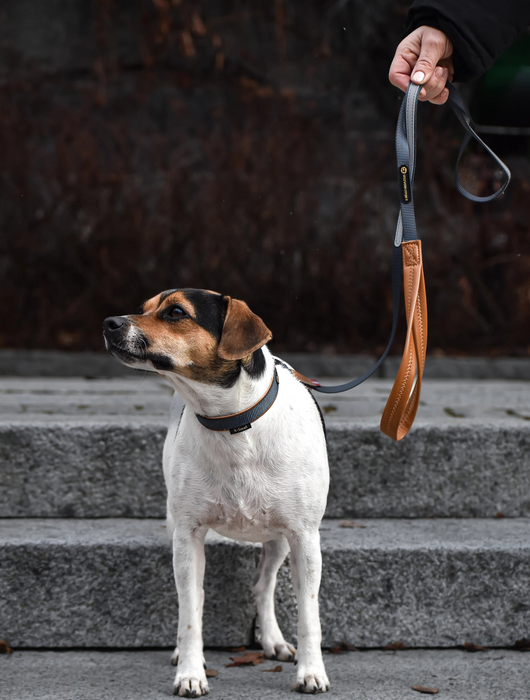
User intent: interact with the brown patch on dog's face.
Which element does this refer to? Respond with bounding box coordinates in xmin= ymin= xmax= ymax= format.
xmin=103 ymin=288 xmax=272 ymax=385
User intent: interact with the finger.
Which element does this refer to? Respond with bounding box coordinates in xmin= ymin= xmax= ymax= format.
xmin=411 ymin=32 xmax=450 ymax=86
xmin=389 ymin=51 xmax=417 ymax=92
xmin=428 ymin=86 xmax=449 ymax=105
xmin=389 ymin=29 xmax=425 ymax=92
xmin=418 ymin=66 xmax=448 ymax=102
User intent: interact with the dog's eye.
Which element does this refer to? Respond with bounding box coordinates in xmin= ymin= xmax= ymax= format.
xmin=166 ymin=305 xmax=187 ymax=320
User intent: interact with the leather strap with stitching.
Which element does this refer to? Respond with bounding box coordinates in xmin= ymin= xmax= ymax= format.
xmin=380 ymin=239 xmax=427 ymax=440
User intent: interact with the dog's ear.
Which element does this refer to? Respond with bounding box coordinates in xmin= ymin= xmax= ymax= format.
xmin=217 ymin=297 xmax=272 ymax=361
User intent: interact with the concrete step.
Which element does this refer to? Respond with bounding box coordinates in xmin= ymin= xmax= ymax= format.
xmin=2 ymin=518 xmax=529 ymax=649
xmin=2 ymin=377 xmax=530 ymax=518
xmin=2 ymin=648 xmax=530 ymax=700
xmin=4 ymin=349 xmax=530 ymax=380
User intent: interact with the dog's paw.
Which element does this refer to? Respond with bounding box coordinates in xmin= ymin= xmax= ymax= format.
xmin=294 ymin=670 xmax=330 ymax=694
xmin=263 ymin=641 xmax=297 ymax=662
xmin=173 ymin=677 xmax=209 ymax=697
xmin=171 ymin=648 xmax=207 ymax=669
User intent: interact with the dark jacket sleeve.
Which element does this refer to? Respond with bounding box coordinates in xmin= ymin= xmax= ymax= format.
xmin=405 ymin=1 xmax=530 ymax=81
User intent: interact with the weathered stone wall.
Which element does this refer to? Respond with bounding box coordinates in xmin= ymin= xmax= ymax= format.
xmin=1 ymin=1 xmax=529 ymax=354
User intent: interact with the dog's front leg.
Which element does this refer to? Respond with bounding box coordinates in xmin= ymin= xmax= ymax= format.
xmin=288 ymin=530 xmax=329 ymax=694
xmin=172 ymin=525 xmax=209 ymax=697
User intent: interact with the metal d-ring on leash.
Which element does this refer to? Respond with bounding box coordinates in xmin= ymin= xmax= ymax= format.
xmin=297 ymin=81 xmax=511 ymax=440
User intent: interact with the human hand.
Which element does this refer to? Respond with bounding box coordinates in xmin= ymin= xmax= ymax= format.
xmin=389 ymin=26 xmax=454 ymax=104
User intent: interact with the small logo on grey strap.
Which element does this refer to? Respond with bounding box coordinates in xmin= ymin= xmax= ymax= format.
xmin=399 ymin=165 xmax=411 ymax=204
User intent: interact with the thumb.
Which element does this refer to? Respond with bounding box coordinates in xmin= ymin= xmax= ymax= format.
xmin=411 ymin=33 xmax=448 ymax=84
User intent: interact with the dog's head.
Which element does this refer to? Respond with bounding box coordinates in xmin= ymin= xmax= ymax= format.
xmin=103 ymin=288 xmax=272 ymax=384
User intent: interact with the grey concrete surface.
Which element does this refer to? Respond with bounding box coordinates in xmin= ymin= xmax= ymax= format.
xmin=383 ymin=355 xmax=530 ymax=380
xmin=2 ymin=518 xmax=529 ymax=648
xmin=2 ymin=349 xmax=530 ymax=379
xmin=2 ymin=378 xmax=530 ymax=518
xmin=0 ymin=351 xmax=378 ymax=379
xmin=2 ymin=648 xmax=530 ymax=700
xmin=0 ymin=350 xmax=136 ymax=378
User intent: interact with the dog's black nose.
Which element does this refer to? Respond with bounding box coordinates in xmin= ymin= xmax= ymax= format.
xmin=103 ymin=316 xmax=128 ymax=334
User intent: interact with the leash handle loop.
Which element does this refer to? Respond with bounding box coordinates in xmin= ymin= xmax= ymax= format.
xmin=447 ymin=82 xmax=511 ymax=203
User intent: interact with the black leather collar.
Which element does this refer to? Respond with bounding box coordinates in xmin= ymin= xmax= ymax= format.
xmin=195 ymin=369 xmax=279 ymax=435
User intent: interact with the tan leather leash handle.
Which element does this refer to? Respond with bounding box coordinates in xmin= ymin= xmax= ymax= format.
xmin=380 ymin=240 xmax=427 ymax=440
xmin=294 ymin=82 xmax=510 ymax=441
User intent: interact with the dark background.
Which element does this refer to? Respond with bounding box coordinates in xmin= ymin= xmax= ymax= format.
xmin=1 ymin=0 xmax=529 ymax=355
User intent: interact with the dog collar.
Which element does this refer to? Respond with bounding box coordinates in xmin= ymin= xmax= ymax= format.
xmin=195 ymin=369 xmax=279 ymax=435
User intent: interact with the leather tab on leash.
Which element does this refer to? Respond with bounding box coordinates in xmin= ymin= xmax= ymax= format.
xmin=380 ymin=240 xmax=427 ymax=440
xmin=297 ymin=82 xmax=511 ymax=441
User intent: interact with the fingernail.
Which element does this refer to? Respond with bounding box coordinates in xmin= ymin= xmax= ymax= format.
xmin=442 ymin=67 xmax=449 ymax=79
xmin=411 ymin=71 xmax=425 ymax=83
xmin=435 ymin=66 xmax=443 ymax=78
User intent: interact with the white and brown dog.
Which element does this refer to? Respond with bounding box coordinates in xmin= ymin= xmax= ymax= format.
xmin=103 ymin=288 xmax=330 ymax=696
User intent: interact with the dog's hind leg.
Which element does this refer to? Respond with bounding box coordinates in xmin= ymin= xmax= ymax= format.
xmin=254 ymin=536 xmax=296 ymax=662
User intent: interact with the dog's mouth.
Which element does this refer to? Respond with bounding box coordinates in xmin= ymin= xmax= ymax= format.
xmin=103 ymin=318 xmax=149 ymax=369
xmin=103 ymin=321 xmax=176 ymax=373
xmin=105 ymin=338 xmax=146 ymax=366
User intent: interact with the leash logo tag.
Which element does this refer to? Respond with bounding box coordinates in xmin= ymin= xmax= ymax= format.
xmin=399 ymin=165 xmax=411 ymax=204
xmin=230 ymin=423 xmax=252 ymax=434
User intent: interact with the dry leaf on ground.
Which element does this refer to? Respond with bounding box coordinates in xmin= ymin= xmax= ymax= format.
xmin=513 ymin=638 xmax=530 ymax=651
xmin=262 ymin=665 xmax=282 ymax=672
xmin=384 ymin=642 xmax=407 ymax=651
xmin=339 ymin=520 xmax=366 ymax=528
xmin=0 ymin=640 xmax=13 ymax=654
xmin=329 ymin=641 xmax=358 ymax=653
xmin=229 ymin=646 xmax=246 ymax=652
xmin=205 ymin=669 xmax=218 ymax=678
xmin=412 ymin=685 xmax=439 ymax=695
xmin=227 ymin=652 xmax=265 ymax=667
xmin=463 ymin=642 xmax=488 ymax=652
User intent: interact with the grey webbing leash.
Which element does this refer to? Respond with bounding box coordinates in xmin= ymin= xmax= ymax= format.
xmin=311 ymin=81 xmax=511 ymax=396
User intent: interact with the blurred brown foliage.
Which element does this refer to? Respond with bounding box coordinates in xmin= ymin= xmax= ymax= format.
xmin=0 ymin=0 xmax=529 ymax=354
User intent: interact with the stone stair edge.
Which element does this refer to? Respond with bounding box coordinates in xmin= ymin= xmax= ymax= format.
xmin=2 ymin=517 xmax=529 ymax=648
xmin=2 ymin=419 xmax=530 ymax=519
xmin=1 ymin=349 xmax=530 ymax=379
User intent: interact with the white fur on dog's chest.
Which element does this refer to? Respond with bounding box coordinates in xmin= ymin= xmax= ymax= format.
xmin=201 ymin=472 xmax=292 ymax=542
xmin=163 ymin=356 xmax=329 ymax=543
xmin=169 ymin=432 xmax=302 ymax=542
